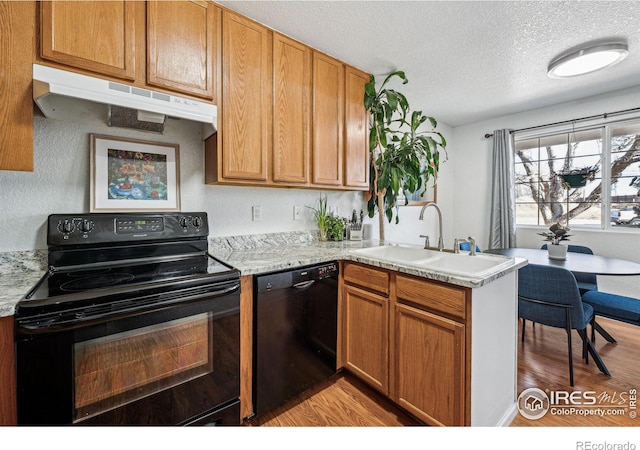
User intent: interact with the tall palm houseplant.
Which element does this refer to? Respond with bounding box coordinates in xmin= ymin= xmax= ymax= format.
xmin=364 ymin=71 xmax=447 ymax=241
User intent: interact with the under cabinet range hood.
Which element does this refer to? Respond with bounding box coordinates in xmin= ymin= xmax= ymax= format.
xmin=32 ymin=64 xmax=217 ymax=138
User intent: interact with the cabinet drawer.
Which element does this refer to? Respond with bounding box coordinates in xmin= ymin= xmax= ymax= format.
xmin=395 ymin=274 xmax=467 ymax=320
xmin=343 ymin=263 xmax=389 ymax=295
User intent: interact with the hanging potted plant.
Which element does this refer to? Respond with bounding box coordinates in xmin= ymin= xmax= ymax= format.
xmin=557 ymin=166 xmax=597 ymax=188
xmin=538 ymin=222 xmax=572 ymax=260
xmin=364 ymin=71 xmax=447 ymax=241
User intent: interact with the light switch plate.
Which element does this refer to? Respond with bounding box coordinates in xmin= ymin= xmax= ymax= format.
xmin=252 ymin=206 xmax=263 ymax=221
xmin=294 ymin=206 xmax=302 ymax=220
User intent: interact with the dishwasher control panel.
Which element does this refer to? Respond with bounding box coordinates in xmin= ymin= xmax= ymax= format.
xmin=293 ymin=262 xmax=338 ymax=284
xmin=256 ymin=262 xmax=338 ymax=293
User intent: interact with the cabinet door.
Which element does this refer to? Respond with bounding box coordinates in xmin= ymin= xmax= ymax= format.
xmin=0 ymin=1 xmax=35 ymax=172
xmin=220 ymin=11 xmax=271 ymax=181
xmin=342 ymin=284 xmax=388 ymax=394
xmin=147 ymin=1 xmax=219 ymax=100
xmin=312 ymin=52 xmax=344 ymax=186
xmin=344 ymin=66 xmax=370 ymax=189
xmin=40 ymin=1 xmax=137 ymax=80
xmin=0 ymin=316 xmax=16 ymax=425
xmin=272 ymin=33 xmax=311 ymax=184
xmin=393 ymin=302 xmax=466 ymax=426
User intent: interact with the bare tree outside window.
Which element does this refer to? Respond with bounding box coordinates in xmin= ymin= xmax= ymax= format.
xmin=514 ymin=123 xmax=640 ymax=229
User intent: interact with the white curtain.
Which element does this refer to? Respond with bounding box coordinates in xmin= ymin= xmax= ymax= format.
xmin=488 ymin=129 xmax=516 ymax=249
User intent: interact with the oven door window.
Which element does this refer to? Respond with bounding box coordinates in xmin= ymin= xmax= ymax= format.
xmin=74 ymin=313 xmax=212 ymax=423
xmin=17 ymin=289 xmax=240 ymax=425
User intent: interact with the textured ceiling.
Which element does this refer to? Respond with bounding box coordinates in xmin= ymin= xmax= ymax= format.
xmin=218 ymin=0 xmax=640 ymax=127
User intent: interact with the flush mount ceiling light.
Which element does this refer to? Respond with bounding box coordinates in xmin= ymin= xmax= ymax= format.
xmin=547 ymin=42 xmax=629 ymax=78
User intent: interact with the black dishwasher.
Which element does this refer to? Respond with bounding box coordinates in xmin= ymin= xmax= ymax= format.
xmin=253 ymin=261 xmax=338 ymax=416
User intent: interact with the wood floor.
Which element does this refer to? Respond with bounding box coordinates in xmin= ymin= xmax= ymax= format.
xmin=510 ymin=316 xmax=639 ymax=426
xmin=250 ymin=317 xmax=639 ymax=427
xmin=250 ymin=373 xmax=420 ymax=426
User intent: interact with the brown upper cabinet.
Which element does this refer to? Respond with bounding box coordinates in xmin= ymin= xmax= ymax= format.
xmin=36 ymin=1 xmax=369 ymax=188
xmin=147 ymin=1 xmax=220 ymax=100
xmin=212 ymin=10 xmax=272 ymax=183
xmin=205 ymin=6 xmax=369 ymax=191
xmin=272 ymin=32 xmax=311 ymax=185
xmin=40 ymin=1 xmax=140 ymax=81
xmin=311 ymin=52 xmax=345 ymax=187
xmin=344 ymin=66 xmax=370 ymax=189
xmin=0 ymin=1 xmax=35 ymax=172
xmin=39 ymin=0 xmax=220 ymax=101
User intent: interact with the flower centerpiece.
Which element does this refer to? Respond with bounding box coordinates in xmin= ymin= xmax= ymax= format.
xmin=538 ymin=223 xmax=572 ymax=259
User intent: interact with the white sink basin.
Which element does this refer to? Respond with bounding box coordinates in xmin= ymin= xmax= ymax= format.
xmin=412 ymin=252 xmax=514 ymax=278
xmin=350 ymin=245 xmax=514 ymax=278
xmin=350 ymin=245 xmax=440 ymax=264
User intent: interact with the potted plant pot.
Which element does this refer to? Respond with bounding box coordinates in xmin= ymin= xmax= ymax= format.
xmin=308 ymin=196 xmax=329 ymax=241
xmin=547 ymin=243 xmax=568 ymax=260
xmin=558 ymin=167 xmax=596 ymax=188
xmin=561 ymin=174 xmax=589 ymax=188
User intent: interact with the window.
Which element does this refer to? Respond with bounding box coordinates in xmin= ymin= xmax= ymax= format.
xmin=515 ymin=121 xmax=640 ymax=230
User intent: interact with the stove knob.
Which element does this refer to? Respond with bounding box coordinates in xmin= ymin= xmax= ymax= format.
xmin=80 ymin=220 xmax=94 ymax=233
xmin=179 ymin=217 xmax=189 ymax=228
xmin=192 ymin=216 xmax=202 ymax=228
xmin=61 ymin=220 xmax=74 ymax=233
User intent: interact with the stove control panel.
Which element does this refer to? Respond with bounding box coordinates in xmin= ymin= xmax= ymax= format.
xmin=115 ymin=217 xmax=165 ymax=234
xmin=48 ymin=212 xmax=209 ymax=246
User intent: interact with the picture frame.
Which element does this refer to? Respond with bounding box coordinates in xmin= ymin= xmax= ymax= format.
xmin=90 ymin=134 xmax=181 ymax=212
xmin=398 ymin=182 xmax=438 ymax=207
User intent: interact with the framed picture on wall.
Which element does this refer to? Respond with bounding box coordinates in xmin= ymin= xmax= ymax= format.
xmin=90 ymin=134 xmax=181 ymax=212
xmin=398 ymin=180 xmax=438 ymax=206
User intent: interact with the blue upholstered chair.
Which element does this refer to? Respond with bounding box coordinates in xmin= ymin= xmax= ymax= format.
xmin=540 ymin=244 xmax=598 ymax=294
xmin=582 ymin=290 xmax=640 ymax=344
xmin=459 ymin=242 xmax=482 ymax=253
xmin=518 ymin=264 xmax=609 ymax=386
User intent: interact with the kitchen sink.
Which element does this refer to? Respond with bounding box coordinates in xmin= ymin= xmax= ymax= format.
xmin=411 ymin=252 xmax=515 ymax=278
xmin=350 ymin=245 xmax=441 ymax=264
xmin=350 ymin=244 xmax=515 ymax=278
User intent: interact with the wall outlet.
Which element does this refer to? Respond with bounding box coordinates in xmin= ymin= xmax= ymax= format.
xmin=294 ymin=206 xmax=302 ymax=220
xmin=252 ymin=205 xmax=263 ymax=221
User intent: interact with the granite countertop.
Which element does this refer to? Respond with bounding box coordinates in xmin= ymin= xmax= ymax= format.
xmin=209 ymin=237 xmax=527 ymax=289
xmin=0 ymin=272 xmax=46 ymax=317
xmin=0 ymin=234 xmax=526 ymax=318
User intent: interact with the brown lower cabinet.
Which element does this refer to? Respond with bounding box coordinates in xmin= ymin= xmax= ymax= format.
xmin=338 ymin=261 xmax=471 ymax=426
xmin=342 ymin=283 xmax=389 ymax=394
xmin=0 ymin=315 xmax=17 ymax=425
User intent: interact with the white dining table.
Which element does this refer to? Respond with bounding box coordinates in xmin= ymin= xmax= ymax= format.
xmin=484 ymin=248 xmax=640 ymax=276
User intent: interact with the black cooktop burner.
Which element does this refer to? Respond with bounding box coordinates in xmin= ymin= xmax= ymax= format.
xmin=17 ymin=212 xmax=240 ymax=320
xmin=60 ymin=273 xmax=136 ymax=292
xmin=22 ymin=254 xmax=236 ymax=306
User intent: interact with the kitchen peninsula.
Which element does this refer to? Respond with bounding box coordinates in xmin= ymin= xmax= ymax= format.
xmin=1 ymin=232 xmax=524 ymax=427
xmin=208 ymin=233 xmax=526 ymax=426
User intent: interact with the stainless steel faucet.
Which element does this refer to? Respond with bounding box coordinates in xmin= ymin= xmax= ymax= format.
xmin=467 ymin=236 xmax=477 ymax=255
xmin=454 ymin=236 xmax=477 ymax=255
xmin=419 ymin=203 xmax=444 ymax=251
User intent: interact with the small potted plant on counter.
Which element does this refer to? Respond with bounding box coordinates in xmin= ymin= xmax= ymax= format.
xmin=326 ymin=216 xmax=348 ymax=241
xmin=308 ymin=195 xmax=329 ymax=241
xmin=538 ymin=222 xmax=572 ymax=260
